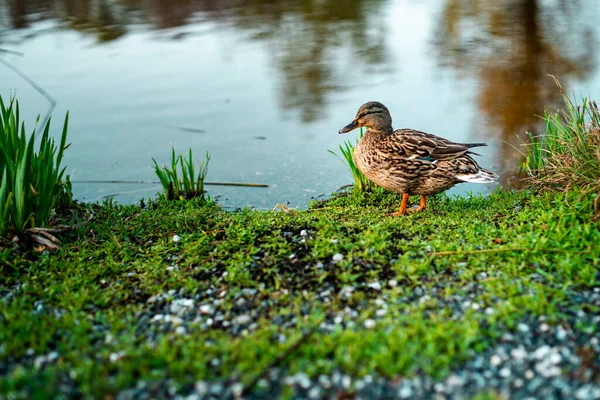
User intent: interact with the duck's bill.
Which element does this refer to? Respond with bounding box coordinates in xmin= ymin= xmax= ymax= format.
xmin=339 ymin=120 xmax=358 ymax=134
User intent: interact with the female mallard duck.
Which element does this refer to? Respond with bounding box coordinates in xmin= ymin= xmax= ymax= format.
xmin=339 ymin=101 xmax=498 ymax=216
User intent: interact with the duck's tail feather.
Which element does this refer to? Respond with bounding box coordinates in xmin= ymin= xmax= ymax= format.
xmin=456 ymin=168 xmax=498 ymax=183
xmin=464 ymin=142 xmax=488 ymax=148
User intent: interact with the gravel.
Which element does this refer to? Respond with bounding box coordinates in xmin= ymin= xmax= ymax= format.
xmin=3 ymin=265 xmax=599 ymax=400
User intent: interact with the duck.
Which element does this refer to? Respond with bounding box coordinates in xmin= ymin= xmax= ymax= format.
xmin=339 ymin=101 xmax=498 ymax=216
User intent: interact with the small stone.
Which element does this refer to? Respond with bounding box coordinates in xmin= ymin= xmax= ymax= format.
xmin=342 ymin=375 xmax=351 ymax=389
xmin=308 ymin=386 xmax=321 ymax=399
xmin=575 ymin=384 xmax=600 ymax=400
xmin=490 ymin=354 xmax=502 ymax=367
xmin=399 ymin=385 xmax=414 ymax=399
xmin=199 ymin=304 xmax=214 ymax=315
xmin=364 ymin=319 xmax=376 ymax=329
xmin=549 ymin=352 xmax=562 ymax=365
xmin=175 ymin=326 xmax=186 ymax=335
xmin=556 ymin=327 xmax=568 ymax=341
xmin=332 ymin=253 xmax=344 ymax=262
xmin=151 ymin=314 xmax=165 ymax=322
xmin=316 ymin=262 xmax=324 ymax=269
xmin=513 ymin=378 xmax=524 ymax=388
xmin=524 ymin=370 xmax=535 ymax=380
xmin=172 ymin=235 xmax=181 ymax=242
xmin=300 ymin=230 xmax=308 ymax=237
xmin=368 ymin=281 xmax=382 ymax=291
xmin=511 ymin=346 xmax=528 ymax=361
xmin=446 ymin=374 xmax=464 ymax=388
xmin=434 ymin=382 xmax=445 ymax=393
xmin=517 ymin=323 xmax=530 ymax=333
xmin=235 ymin=315 xmax=251 ymax=325
xmin=147 ymin=295 xmax=158 ymax=304
xmin=318 ymin=375 xmax=331 ymax=389
xmin=376 ymin=309 xmax=386 ymax=317
xmin=499 ymin=367 xmax=511 ymax=378
xmin=534 ymin=345 xmax=551 ymax=360
xmin=388 ymin=279 xmax=398 ymax=287
xmin=296 ymin=373 xmax=311 ymax=389
xmin=231 ymin=382 xmax=244 ymax=398
xmin=166 ymin=265 xmax=179 ymax=272
xmin=109 ymin=352 xmax=124 ymax=363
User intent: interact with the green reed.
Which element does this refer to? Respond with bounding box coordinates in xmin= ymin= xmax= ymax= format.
xmin=329 ymin=127 xmax=373 ymax=192
xmin=522 ymin=77 xmax=600 ymax=196
xmin=153 ymin=147 xmax=210 ymax=200
xmin=0 ymin=95 xmax=71 ymax=237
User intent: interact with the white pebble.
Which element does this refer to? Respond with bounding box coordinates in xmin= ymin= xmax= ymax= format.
xmin=388 ymin=279 xmax=398 ymax=287
xmin=525 ymin=370 xmax=535 ymax=380
xmin=364 ymin=319 xmax=376 ymax=329
xmin=231 ymin=382 xmax=244 ymax=398
xmin=235 ymin=315 xmax=251 ymax=325
xmin=332 ymin=253 xmax=344 ymax=262
xmin=368 ymin=281 xmax=382 ymax=291
xmin=175 ymin=326 xmax=186 ymax=335
xmin=511 ymin=346 xmax=528 ymax=361
xmin=534 ymin=345 xmax=551 ymax=360
xmin=199 ymin=304 xmax=214 ymax=315
xmin=195 ymin=381 xmax=208 ymax=395
xmin=499 ymin=367 xmax=511 ymax=378
xmin=109 ymin=352 xmax=124 ymax=363
xmin=490 ymin=354 xmax=502 ymax=367
xmin=172 ymin=235 xmax=181 ymax=242
xmin=513 ymin=378 xmax=524 ymax=388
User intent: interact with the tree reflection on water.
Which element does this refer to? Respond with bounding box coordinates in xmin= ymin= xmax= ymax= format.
xmin=435 ymin=0 xmax=597 ymax=184
xmin=2 ymin=0 xmax=598 ymax=179
xmin=3 ymin=0 xmax=391 ymax=122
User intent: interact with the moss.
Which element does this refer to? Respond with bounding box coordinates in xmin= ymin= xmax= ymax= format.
xmin=0 ymin=189 xmax=598 ymax=397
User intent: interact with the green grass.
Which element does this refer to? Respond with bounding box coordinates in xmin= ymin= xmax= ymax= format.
xmin=329 ymin=128 xmax=373 ymax=192
xmin=522 ymin=77 xmax=600 ymax=199
xmin=0 ymin=95 xmax=72 ymax=237
xmin=152 ymin=147 xmax=210 ymax=201
xmin=1 ymin=188 xmax=598 ymax=397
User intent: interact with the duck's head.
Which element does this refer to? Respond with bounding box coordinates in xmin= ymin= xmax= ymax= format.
xmin=339 ymin=101 xmax=392 ymax=134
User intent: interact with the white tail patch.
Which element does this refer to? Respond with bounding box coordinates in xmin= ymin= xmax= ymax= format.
xmin=456 ymin=169 xmax=498 ymax=183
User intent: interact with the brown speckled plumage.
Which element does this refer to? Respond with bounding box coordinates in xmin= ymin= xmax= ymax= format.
xmin=339 ymin=101 xmax=498 ymax=215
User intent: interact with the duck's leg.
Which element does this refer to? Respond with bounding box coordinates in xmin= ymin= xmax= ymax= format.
xmin=388 ymin=193 xmax=410 ymax=216
xmin=416 ymin=195 xmax=426 ymax=212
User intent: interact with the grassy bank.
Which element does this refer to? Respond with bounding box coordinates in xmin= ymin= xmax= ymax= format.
xmin=1 ymin=188 xmax=598 ymax=398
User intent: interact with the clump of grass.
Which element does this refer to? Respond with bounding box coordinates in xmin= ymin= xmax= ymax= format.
xmin=522 ymin=77 xmax=600 ymax=202
xmin=152 ymin=147 xmax=210 ymax=201
xmin=0 ymin=95 xmax=72 ymax=237
xmin=329 ymin=127 xmax=373 ymax=192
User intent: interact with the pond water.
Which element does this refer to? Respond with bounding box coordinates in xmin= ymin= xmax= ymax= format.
xmin=1 ymin=0 xmax=599 ymax=209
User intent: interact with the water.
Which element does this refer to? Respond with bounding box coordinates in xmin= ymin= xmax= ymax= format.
xmin=1 ymin=0 xmax=599 ymax=209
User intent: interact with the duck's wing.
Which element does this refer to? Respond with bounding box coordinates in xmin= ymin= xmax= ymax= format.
xmin=386 ymin=129 xmax=486 ymax=161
